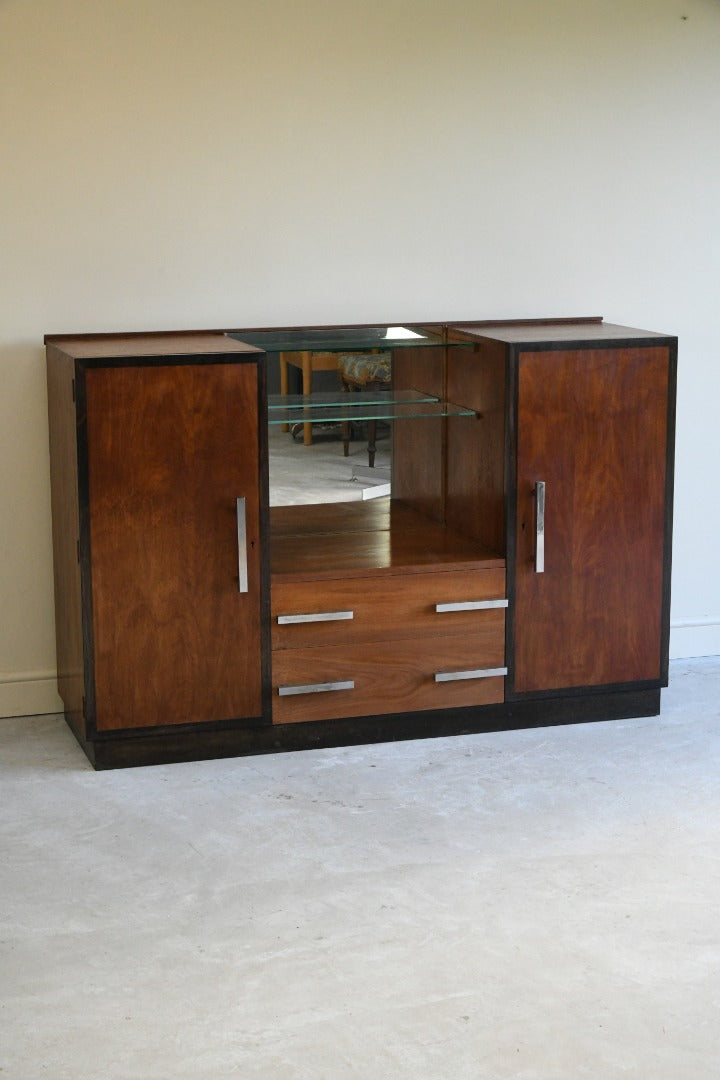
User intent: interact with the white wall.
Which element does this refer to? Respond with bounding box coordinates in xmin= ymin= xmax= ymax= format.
xmin=2 ymin=0 xmax=719 ymax=716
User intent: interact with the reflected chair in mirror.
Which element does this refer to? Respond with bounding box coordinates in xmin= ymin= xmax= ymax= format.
xmin=336 ymin=352 xmax=392 ymax=467
xmin=279 ymin=350 xmax=338 ymax=445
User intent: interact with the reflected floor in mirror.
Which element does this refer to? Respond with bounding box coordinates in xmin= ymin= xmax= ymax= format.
xmin=268 ymin=422 xmax=391 ymax=506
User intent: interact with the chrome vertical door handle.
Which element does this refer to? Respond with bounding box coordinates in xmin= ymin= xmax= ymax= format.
xmin=236 ymin=497 xmax=248 ymax=593
xmin=535 ymin=481 xmax=545 ymax=573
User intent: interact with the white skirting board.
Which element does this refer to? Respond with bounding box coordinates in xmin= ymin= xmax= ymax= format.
xmin=0 ymin=672 xmax=63 ymax=718
xmin=669 ymin=618 xmax=720 ymax=661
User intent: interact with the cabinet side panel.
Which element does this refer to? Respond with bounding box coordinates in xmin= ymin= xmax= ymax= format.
xmin=391 ymin=345 xmax=445 ymax=522
xmin=446 ymin=341 xmax=506 ymax=555
xmin=46 ymin=347 xmax=85 ymax=739
xmin=87 ymin=361 xmax=264 ymax=730
xmin=513 ymin=346 xmax=669 ymax=693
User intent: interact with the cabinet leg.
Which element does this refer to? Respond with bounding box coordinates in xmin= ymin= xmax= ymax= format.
xmin=367 ymin=419 xmax=377 ymax=467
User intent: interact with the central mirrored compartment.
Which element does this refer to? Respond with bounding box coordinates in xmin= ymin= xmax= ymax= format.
xmin=228 ymin=324 xmax=506 ymax=584
xmin=227 ymin=325 xmax=472 ymax=507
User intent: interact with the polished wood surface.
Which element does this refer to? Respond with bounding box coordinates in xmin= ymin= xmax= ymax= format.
xmin=46 ymin=333 xmax=259 ymax=358
xmin=86 ymin=362 xmax=263 ymax=729
xmin=272 ymin=568 xmax=506 ymax=649
xmin=270 ymin=498 xmax=390 ymax=537
xmin=270 ymin=499 xmax=505 ymax=582
xmin=391 ymin=346 xmax=446 ymax=522
xmin=46 ymin=346 xmax=85 ymax=740
xmin=447 ymin=341 xmax=506 ymax=555
xmin=513 ymin=346 xmax=670 ymax=692
xmin=449 ymin=321 xmax=666 ymax=344
xmin=272 ymin=633 xmax=505 ymax=724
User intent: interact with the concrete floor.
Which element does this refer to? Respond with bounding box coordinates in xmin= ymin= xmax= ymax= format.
xmin=2 ymin=658 xmax=719 ymax=1079
xmin=268 ymin=421 xmax=391 ymax=506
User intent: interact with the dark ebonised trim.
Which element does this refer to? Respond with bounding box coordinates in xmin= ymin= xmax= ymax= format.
xmin=504 ymin=344 xmax=519 ymax=695
xmin=500 ymin=335 xmax=677 ymax=354
xmin=660 ymin=339 xmax=678 ymax=686
xmin=256 ymin=351 xmax=273 ymax=722
xmin=74 ymin=363 xmax=98 ymax=739
xmin=76 ymin=353 xmax=260 ymax=370
xmin=86 ymin=688 xmax=663 ymax=770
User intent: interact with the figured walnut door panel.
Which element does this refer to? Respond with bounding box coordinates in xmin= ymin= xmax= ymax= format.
xmin=85 ymin=362 xmax=263 ymax=730
xmin=513 ymin=347 xmax=669 ymax=694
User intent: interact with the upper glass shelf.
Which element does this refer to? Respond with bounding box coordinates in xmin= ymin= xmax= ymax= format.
xmin=228 ymin=325 xmax=444 ymax=352
xmin=267 ymin=390 xmax=475 ymax=424
xmin=270 ymin=389 xmax=438 ymax=409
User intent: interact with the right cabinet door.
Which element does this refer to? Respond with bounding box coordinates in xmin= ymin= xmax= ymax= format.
xmin=512 ymin=346 xmax=671 ymax=695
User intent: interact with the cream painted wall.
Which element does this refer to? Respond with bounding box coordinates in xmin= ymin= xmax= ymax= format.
xmin=1 ymin=0 xmax=719 ymax=716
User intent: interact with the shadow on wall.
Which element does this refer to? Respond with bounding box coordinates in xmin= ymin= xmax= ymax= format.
xmin=0 ymin=341 xmax=64 ymax=718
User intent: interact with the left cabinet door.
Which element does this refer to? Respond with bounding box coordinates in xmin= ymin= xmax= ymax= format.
xmin=82 ymin=360 xmax=265 ymax=731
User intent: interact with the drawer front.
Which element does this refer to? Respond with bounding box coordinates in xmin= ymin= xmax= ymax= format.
xmin=272 ymin=632 xmax=505 ymax=725
xmin=272 ymin=568 xmax=506 ymax=649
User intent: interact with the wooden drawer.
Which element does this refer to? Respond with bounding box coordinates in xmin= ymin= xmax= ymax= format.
xmin=272 ymin=568 xmax=506 ymax=649
xmin=272 ymin=632 xmax=505 ymax=725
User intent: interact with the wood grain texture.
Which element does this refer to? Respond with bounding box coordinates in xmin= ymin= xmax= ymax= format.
xmin=449 ymin=321 xmax=666 ymax=344
xmin=391 ymin=345 xmax=446 ymax=522
xmin=269 ymin=499 xmax=504 ymax=582
xmin=446 ymin=341 xmax=506 ymax=555
xmin=45 ymin=333 xmax=260 ymax=358
xmin=513 ymin=346 xmax=670 ymax=693
xmin=272 ymin=632 xmax=505 ymax=724
xmin=272 ymin=568 xmax=506 ymax=648
xmin=46 ymin=346 xmax=85 ymax=738
xmin=270 ymin=498 xmax=391 ymax=538
xmin=86 ymin=361 xmax=264 ymax=730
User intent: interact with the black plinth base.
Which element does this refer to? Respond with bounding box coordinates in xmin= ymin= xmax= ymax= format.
xmin=70 ymin=687 xmax=662 ymax=770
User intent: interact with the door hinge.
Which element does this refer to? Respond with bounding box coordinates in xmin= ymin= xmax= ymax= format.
xmin=76 ymin=539 xmax=80 ymax=563
xmin=72 ymin=378 xmax=76 ymax=403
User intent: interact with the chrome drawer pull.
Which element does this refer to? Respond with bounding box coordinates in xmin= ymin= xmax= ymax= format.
xmin=434 ymin=666 xmax=508 ymax=683
xmin=435 ymin=599 xmax=508 ymax=612
xmin=277 ymin=610 xmax=354 ymax=625
xmin=278 ymin=679 xmax=355 ymax=697
xmin=535 ymin=480 xmax=545 ymax=574
xmin=236 ymin=497 xmax=248 ymax=593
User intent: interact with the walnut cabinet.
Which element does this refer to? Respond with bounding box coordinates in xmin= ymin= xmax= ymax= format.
xmin=45 ymin=319 xmax=676 ymax=768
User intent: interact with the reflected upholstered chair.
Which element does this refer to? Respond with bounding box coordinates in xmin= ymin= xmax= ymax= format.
xmin=336 ymin=352 xmax=392 ymax=467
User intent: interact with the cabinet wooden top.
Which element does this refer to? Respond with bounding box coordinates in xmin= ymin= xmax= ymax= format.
xmin=44 ymin=319 xmax=677 ymax=359
xmin=448 ymin=321 xmax=675 ymax=345
xmin=44 ymin=332 xmax=261 ymax=359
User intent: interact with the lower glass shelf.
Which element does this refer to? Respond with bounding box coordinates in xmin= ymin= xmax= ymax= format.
xmin=267 ymin=390 xmax=475 ymax=424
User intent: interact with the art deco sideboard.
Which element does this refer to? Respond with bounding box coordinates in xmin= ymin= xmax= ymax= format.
xmin=45 ymin=318 xmax=677 ymax=768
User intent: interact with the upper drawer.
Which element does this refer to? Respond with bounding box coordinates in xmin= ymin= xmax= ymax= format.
xmin=272 ymin=567 xmax=506 ymax=648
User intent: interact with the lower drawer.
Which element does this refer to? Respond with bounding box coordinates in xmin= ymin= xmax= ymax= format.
xmin=272 ymin=633 xmax=505 ymax=725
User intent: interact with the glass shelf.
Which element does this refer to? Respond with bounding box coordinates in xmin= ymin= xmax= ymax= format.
xmin=228 ymin=325 xmax=445 ymax=352
xmin=267 ymin=390 xmax=475 ymax=424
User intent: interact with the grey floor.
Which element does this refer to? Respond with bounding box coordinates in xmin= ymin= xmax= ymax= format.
xmin=2 ymin=657 xmax=719 ymax=1079
xmin=268 ymin=422 xmax=391 ymax=505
